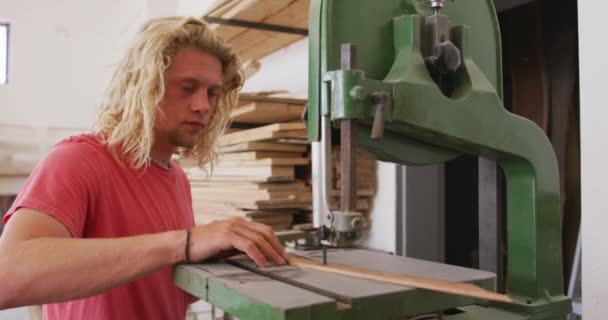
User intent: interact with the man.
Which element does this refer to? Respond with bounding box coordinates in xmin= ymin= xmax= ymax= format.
xmin=0 ymin=16 xmax=288 ymax=319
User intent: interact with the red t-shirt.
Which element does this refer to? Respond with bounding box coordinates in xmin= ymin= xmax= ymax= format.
xmin=3 ymin=134 xmax=194 ymax=320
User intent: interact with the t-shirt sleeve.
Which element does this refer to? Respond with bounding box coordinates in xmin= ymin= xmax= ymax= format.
xmin=3 ymin=142 xmax=98 ymax=238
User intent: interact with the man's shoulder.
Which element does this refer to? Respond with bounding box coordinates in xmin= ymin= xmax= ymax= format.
xmin=45 ymin=133 xmax=113 ymax=168
xmin=55 ymin=133 xmax=104 ymax=151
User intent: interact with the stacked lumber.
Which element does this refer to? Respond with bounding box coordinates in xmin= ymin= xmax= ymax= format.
xmin=181 ymin=95 xmax=310 ymax=230
xmin=204 ymin=0 xmax=309 ymax=62
xmin=292 ymin=149 xmax=377 ymax=229
xmin=331 ymin=147 xmax=376 ymax=214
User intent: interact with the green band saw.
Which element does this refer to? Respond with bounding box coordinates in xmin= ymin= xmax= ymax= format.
xmin=174 ymin=1 xmax=571 ymax=319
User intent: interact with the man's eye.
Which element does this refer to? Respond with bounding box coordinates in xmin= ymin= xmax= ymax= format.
xmin=208 ymin=89 xmax=220 ymax=98
xmin=182 ymin=86 xmax=195 ymax=94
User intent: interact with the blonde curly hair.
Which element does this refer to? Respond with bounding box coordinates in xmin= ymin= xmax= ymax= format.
xmin=95 ymin=16 xmax=243 ymax=169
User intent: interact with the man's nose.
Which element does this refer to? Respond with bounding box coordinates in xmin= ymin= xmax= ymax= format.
xmin=191 ymin=89 xmax=211 ymax=113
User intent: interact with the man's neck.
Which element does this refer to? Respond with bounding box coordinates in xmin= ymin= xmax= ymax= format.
xmin=150 ymin=144 xmax=174 ymax=165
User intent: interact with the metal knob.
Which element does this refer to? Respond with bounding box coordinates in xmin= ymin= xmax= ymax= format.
xmin=418 ymin=0 xmax=455 ymax=11
xmin=429 ymin=0 xmax=445 ymax=9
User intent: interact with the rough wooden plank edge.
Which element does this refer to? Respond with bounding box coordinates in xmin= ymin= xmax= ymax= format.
xmin=287 ymin=256 xmax=512 ymax=303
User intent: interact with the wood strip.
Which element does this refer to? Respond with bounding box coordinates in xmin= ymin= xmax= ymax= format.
xmin=193 ymin=175 xmax=294 ymax=183
xmin=275 ymin=138 xmax=309 ymax=145
xmin=231 ymin=102 xmax=306 ymax=124
xmin=330 ymin=189 xmax=374 ymax=197
xmin=212 ymin=0 xmax=296 ymax=42
xmin=192 ymin=189 xmax=311 ymax=201
xmin=193 ymin=207 xmax=297 ymax=218
xmin=187 ymin=165 xmax=295 ymax=182
xmin=219 ymin=122 xmax=306 ymax=146
xmin=219 ymin=151 xmax=304 ymax=160
xmin=195 ymin=197 xmax=311 ymax=210
xmin=240 ymin=34 xmax=305 ymax=62
xmin=218 ymin=142 xmax=307 ymax=153
xmin=191 ymin=180 xmax=306 ymax=191
xmin=210 ymin=165 xmax=294 ymax=177
xmin=229 ymin=0 xmax=308 ymax=54
xmin=239 ymin=93 xmax=307 ymax=105
xmin=235 ymin=0 xmax=309 ymax=61
xmin=218 ymin=158 xmax=309 ymax=167
xmin=287 ymin=256 xmax=512 ymax=303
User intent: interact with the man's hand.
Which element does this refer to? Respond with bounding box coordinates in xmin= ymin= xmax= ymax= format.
xmin=189 ymin=218 xmax=289 ymax=267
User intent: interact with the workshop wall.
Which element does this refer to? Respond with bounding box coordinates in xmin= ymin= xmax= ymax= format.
xmin=578 ymin=2 xmax=608 ymax=318
xmin=0 ymin=0 xmax=132 ymax=128
xmin=0 ymin=0 xmax=215 ymax=129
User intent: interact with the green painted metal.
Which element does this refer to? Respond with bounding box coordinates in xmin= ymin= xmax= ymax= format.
xmin=308 ymin=0 xmax=569 ymax=319
xmin=174 ymin=260 xmax=501 ymax=320
xmin=175 ymin=259 xmax=567 ymax=319
xmin=173 ymin=265 xmax=210 ymax=300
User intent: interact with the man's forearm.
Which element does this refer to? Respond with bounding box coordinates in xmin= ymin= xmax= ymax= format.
xmin=0 ymin=230 xmax=185 ymax=309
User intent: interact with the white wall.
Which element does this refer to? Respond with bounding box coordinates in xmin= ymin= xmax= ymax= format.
xmin=0 ymin=0 xmax=214 ymax=130
xmin=242 ymin=38 xmax=308 ymax=99
xmin=578 ymin=2 xmax=608 ymax=319
xmin=0 ymin=0 xmax=126 ymax=129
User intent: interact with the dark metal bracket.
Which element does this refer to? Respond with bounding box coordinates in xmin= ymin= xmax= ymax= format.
xmin=202 ymin=16 xmax=308 ymax=36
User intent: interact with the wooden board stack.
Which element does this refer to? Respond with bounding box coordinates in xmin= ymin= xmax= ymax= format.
xmin=204 ymin=0 xmax=310 ymax=62
xmin=331 ymin=147 xmax=376 ymax=220
xmin=180 ymin=95 xmax=310 ymax=231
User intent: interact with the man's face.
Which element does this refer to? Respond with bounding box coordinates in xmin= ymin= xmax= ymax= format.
xmin=156 ymin=46 xmax=223 ymax=149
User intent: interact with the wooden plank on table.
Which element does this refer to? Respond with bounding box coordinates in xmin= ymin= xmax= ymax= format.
xmin=218 ymin=142 xmax=307 ymax=153
xmin=287 ymin=256 xmax=512 ymax=303
xmin=219 ymin=122 xmax=306 ymax=146
xmin=210 ymin=0 xmax=296 ymax=42
xmin=231 ymin=102 xmax=306 ymax=124
xmin=233 ymin=0 xmax=309 ymax=61
xmin=219 ymin=151 xmax=304 ymax=161
xmin=218 ymin=158 xmax=309 ymax=167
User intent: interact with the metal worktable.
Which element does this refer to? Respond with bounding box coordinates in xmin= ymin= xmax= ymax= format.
xmin=174 ymin=249 xmax=506 ymax=320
